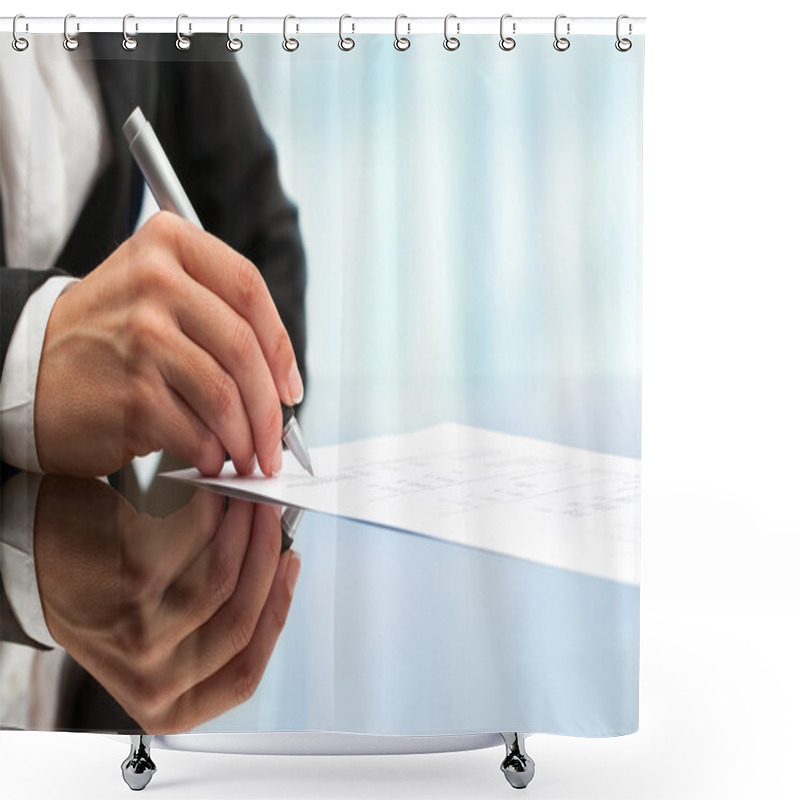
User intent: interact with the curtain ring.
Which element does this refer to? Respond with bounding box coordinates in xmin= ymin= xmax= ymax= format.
xmin=339 ymin=14 xmax=355 ymax=51
xmin=443 ymin=14 xmax=460 ymax=51
xmin=615 ymin=15 xmax=632 ymax=51
xmin=122 ymin=14 xmax=138 ymax=50
xmin=12 ymin=14 xmax=29 ymax=52
xmin=394 ymin=14 xmax=410 ymax=51
xmin=227 ymin=15 xmax=243 ymax=51
xmin=282 ymin=15 xmax=299 ymax=52
xmin=63 ymin=14 xmax=79 ymax=51
xmin=176 ymin=13 xmax=191 ymax=50
xmin=553 ymin=14 xmax=570 ymax=51
xmin=499 ymin=14 xmax=515 ymax=51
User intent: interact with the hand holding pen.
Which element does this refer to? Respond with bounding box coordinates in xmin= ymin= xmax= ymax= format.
xmin=123 ymin=107 xmax=313 ymax=476
xmin=33 ymin=110 xmax=310 ymax=478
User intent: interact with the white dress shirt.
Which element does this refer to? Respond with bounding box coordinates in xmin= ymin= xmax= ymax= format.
xmin=0 ymin=35 xmax=111 ymax=648
xmin=0 ymin=34 xmax=111 ymax=471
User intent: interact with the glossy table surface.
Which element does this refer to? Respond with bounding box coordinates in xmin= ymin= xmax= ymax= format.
xmin=0 ymin=458 xmax=638 ymax=740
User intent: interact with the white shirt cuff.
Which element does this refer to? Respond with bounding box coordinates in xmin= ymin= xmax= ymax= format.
xmin=0 ymin=471 xmax=58 ymax=648
xmin=0 ymin=276 xmax=78 ymax=472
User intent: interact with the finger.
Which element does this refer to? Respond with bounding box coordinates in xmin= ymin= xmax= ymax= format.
xmin=167 ymin=500 xmax=283 ymax=694
xmin=157 ymin=548 xmax=300 ymax=734
xmin=166 ymin=214 xmax=303 ymax=407
xmin=154 ymin=498 xmax=257 ymax=647
xmin=174 ymin=277 xmax=285 ymax=477
xmin=158 ymin=325 xmax=255 ymax=475
xmin=145 ymin=383 xmax=226 ymax=476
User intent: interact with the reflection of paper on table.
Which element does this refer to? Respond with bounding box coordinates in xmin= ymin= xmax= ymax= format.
xmin=166 ymin=423 xmax=640 ymax=585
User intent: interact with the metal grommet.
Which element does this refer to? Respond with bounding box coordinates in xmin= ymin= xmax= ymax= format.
xmin=553 ymin=14 xmax=570 ymax=51
xmin=227 ymin=15 xmax=243 ymax=51
xmin=122 ymin=14 xmax=138 ymax=50
xmin=338 ymin=14 xmax=355 ymax=51
xmin=12 ymin=14 xmax=29 ymax=52
xmin=443 ymin=14 xmax=460 ymax=51
xmin=282 ymin=15 xmax=299 ymax=52
xmin=499 ymin=13 xmax=515 ymax=51
xmin=63 ymin=13 xmax=79 ymax=51
xmin=394 ymin=14 xmax=410 ymax=51
xmin=176 ymin=13 xmax=191 ymax=51
xmin=615 ymin=14 xmax=632 ymax=51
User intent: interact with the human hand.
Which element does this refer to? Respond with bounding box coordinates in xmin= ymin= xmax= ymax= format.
xmin=34 ymin=477 xmax=301 ymax=734
xmin=34 ymin=211 xmax=304 ymax=477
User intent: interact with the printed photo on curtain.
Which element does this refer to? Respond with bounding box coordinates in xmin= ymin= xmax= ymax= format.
xmin=0 ymin=16 xmax=643 ymax=793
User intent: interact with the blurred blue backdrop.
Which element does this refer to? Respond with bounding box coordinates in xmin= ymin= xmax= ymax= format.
xmin=239 ymin=34 xmax=643 ymax=457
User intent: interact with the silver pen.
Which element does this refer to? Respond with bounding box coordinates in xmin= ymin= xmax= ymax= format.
xmin=123 ymin=106 xmax=314 ymax=476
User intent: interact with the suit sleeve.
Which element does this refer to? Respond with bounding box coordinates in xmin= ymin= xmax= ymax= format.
xmin=0 ymin=268 xmax=66 ymax=375
xmin=154 ymin=38 xmax=308 ymax=393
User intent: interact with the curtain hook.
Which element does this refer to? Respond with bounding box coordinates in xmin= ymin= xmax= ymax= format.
xmin=394 ymin=14 xmax=410 ymax=51
xmin=615 ymin=15 xmax=632 ymax=51
xmin=553 ymin=14 xmax=570 ymax=51
xmin=282 ymin=15 xmax=299 ymax=51
xmin=63 ymin=13 xmax=79 ymax=51
xmin=12 ymin=14 xmax=29 ymax=52
xmin=339 ymin=14 xmax=355 ymax=51
xmin=443 ymin=14 xmax=460 ymax=51
xmin=499 ymin=13 xmax=516 ymax=51
xmin=227 ymin=14 xmax=243 ymax=51
xmin=176 ymin=13 xmax=191 ymax=51
xmin=122 ymin=14 xmax=138 ymax=50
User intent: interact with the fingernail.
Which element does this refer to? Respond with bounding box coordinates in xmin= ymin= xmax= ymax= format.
xmin=288 ymin=361 xmax=304 ymax=405
xmin=269 ymin=442 xmax=283 ymax=476
xmin=246 ymin=454 xmax=257 ymax=475
xmin=287 ymin=551 xmax=301 ymax=595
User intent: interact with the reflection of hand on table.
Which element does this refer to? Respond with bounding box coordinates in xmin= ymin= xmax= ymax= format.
xmin=34 ymin=477 xmax=301 ymax=733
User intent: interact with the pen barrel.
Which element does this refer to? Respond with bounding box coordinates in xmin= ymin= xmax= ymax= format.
xmin=123 ymin=107 xmax=203 ymax=229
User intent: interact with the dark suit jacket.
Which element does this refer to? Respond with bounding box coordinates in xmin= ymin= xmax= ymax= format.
xmin=0 ymin=32 xmax=307 ymax=386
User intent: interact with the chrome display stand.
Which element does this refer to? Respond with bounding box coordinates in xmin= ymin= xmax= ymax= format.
xmin=121 ymin=736 xmax=156 ymax=791
xmin=121 ymin=732 xmax=535 ymax=791
xmin=500 ymin=732 xmax=536 ymax=789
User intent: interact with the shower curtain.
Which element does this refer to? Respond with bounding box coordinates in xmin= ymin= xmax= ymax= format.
xmin=1 ymin=20 xmax=642 ymax=752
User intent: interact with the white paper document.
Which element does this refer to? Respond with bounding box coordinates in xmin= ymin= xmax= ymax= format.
xmin=166 ymin=424 xmax=640 ymax=585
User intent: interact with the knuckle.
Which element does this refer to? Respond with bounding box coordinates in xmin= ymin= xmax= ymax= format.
xmin=128 ymin=638 xmax=161 ymax=673
xmin=127 ymin=306 xmax=167 ymax=361
xmin=214 ymin=372 xmax=238 ymax=422
xmin=143 ymin=679 xmax=174 ymax=715
xmin=146 ymin=210 xmax=179 ymax=242
xmin=270 ymin=328 xmax=294 ymax=367
xmin=120 ymin=568 xmax=157 ymax=605
xmin=126 ymin=377 xmax=156 ymax=430
xmin=211 ymin=553 xmax=237 ymax=608
xmin=269 ymin=599 xmax=290 ymax=631
xmin=130 ymin=305 xmax=161 ymax=341
xmin=141 ymin=257 xmax=180 ymax=298
xmin=230 ymin=316 xmax=257 ymax=371
xmin=236 ymin=256 xmax=263 ymax=313
xmin=228 ymin=609 xmax=255 ymax=656
xmin=233 ymin=662 xmax=261 ymax=706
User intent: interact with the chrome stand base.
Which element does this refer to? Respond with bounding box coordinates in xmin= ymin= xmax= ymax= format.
xmin=500 ymin=732 xmax=535 ymax=789
xmin=121 ymin=735 xmax=156 ymax=791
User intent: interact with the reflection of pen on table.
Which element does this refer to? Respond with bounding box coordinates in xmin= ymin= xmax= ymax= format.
xmin=281 ymin=505 xmax=305 ymax=550
xmin=122 ymin=106 xmax=314 ymax=476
